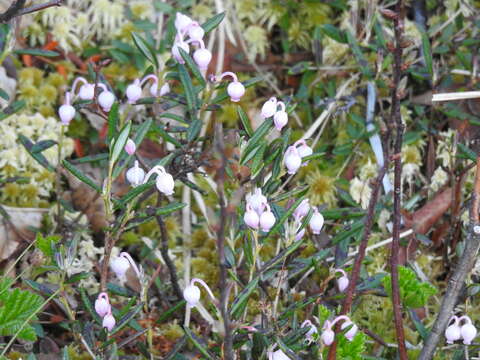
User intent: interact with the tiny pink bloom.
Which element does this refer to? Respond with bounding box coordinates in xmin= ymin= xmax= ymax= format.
xmin=244 ymin=204 xmax=260 ymax=229
xmin=175 ymin=13 xmax=193 ymax=32
xmin=309 ymin=208 xmax=324 ymax=235
xmin=246 ymin=188 xmax=267 ymax=215
xmin=156 ymin=170 xmax=175 ymax=196
xmin=126 ymin=79 xmax=142 ymax=104
xmin=259 ymin=205 xmax=276 ymax=232
xmin=261 ymin=97 xmax=277 ymax=118
xmin=445 ymin=316 xmax=461 ymax=344
xmin=341 ymin=320 xmax=358 ymax=341
xmin=321 ymin=328 xmax=335 ymax=346
xmin=124 ymin=138 xmax=136 ymax=155
xmin=172 ymin=41 xmax=190 ymax=63
xmin=102 ymin=312 xmax=116 ymax=331
xmin=79 ymin=83 xmax=95 ymax=100
xmin=98 ymin=91 xmax=115 ymax=112
xmin=59 ymin=104 xmax=75 ymax=125
xmin=193 ymin=48 xmax=212 ymax=70
xmin=126 ymin=161 xmax=145 ymax=187
xmin=268 ymin=349 xmax=291 ymax=360
xmin=283 ymin=146 xmax=302 ymax=174
xmin=274 ymin=110 xmax=288 ymax=131
xmin=187 ymin=22 xmax=205 ymax=41
xmin=227 ymin=81 xmax=245 ymax=102
xmin=460 ymin=316 xmax=477 ymax=345
xmin=293 ymin=199 xmax=310 ymax=219
xmin=183 ymin=284 xmax=201 ymax=307
xmin=95 ymin=292 xmax=111 ymax=317
xmin=110 ymin=255 xmax=130 ymax=278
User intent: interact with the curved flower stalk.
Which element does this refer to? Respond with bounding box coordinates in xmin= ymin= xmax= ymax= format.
xmin=212 ymin=71 xmax=245 ymax=102
xmin=321 ymin=315 xmax=358 ymax=346
xmin=183 ymin=278 xmax=217 ymax=308
xmin=143 ymin=165 xmax=175 ymax=196
xmin=301 ymin=319 xmax=319 ymax=344
xmin=58 ymin=91 xmax=75 ymax=125
xmin=71 ymin=76 xmax=95 ymax=100
xmin=335 ymin=269 xmax=349 ymax=292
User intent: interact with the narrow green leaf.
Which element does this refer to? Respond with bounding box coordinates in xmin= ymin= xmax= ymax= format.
xmin=346 ymin=30 xmax=372 ymax=78
xmin=160 ymin=112 xmax=189 ymax=124
xmin=267 ymin=196 xmax=306 ymax=235
xmin=237 ymin=106 xmax=253 ymax=137
xmin=183 ymin=326 xmax=216 ymax=360
xmin=111 ymin=122 xmax=132 ymax=165
xmin=179 ymin=48 xmax=206 ymax=87
xmin=155 ymin=202 xmax=187 ymax=216
xmin=117 ymin=181 xmax=155 ymax=207
xmin=240 ymin=118 xmax=273 ymax=165
xmin=62 ymin=160 xmax=101 ymax=192
xmin=201 ymin=12 xmax=225 ymax=34
xmin=18 ymin=135 xmax=54 ymax=172
xmin=110 ymin=303 xmax=144 ymax=335
xmin=108 ymin=102 xmax=119 ymax=144
xmin=0 ymin=100 xmax=25 ymax=121
xmin=71 ymin=153 xmax=109 ymax=164
xmin=178 ymin=63 xmax=196 ymax=111
xmin=187 ymin=118 xmax=202 ymax=142
xmin=319 ymin=24 xmax=348 ymax=43
xmin=421 ymin=30 xmax=433 ymax=78
xmin=31 ymin=140 xmax=56 ymax=153
xmin=230 ymin=277 xmax=259 ymax=319
xmin=14 ymin=49 xmax=60 ymax=57
xmin=152 ymin=125 xmax=182 ymax=147
xmin=0 ymin=88 xmax=9 ymax=101
xmin=156 ymin=300 xmax=186 ymax=323
xmin=131 ymin=32 xmax=159 ymax=68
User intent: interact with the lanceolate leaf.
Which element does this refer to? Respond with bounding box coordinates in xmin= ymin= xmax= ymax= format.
xmin=62 ymin=160 xmax=101 ymax=192
xmin=178 ymin=64 xmax=196 ymax=111
xmin=111 ymin=121 xmax=132 ymax=165
xmin=18 ymin=135 xmax=54 ymax=172
xmin=131 ymin=32 xmax=159 ymax=68
xmin=201 ymin=12 xmax=225 ymax=34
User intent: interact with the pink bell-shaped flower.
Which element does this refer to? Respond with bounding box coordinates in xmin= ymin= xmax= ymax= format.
xmin=309 ymin=207 xmax=324 ymax=235
xmin=126 ymin=79 xmax=142 ymax=104
xmin=341 ymin=319 xmax=358 ymax=341
xmin=151 ymin=82 xmax=170 ymax=97
xmin=321 ymin=321 xmax=335 ymax=346
xmin=102 ymin=312 xmax=116 ymax=331
xmin=110 ymin=255 xmax=130 ymax=278
xmin=335 ymin=269 xmax=349 ymax=292
xmin=259 ymin=204 xmax=276 ymax=232
xmin=283 ymin=146 xmax=302 ymax=175
xmin=273 ymin=102 xmax=288 ymax=131
xmin=126 ymin=161 xmax=145 ymax=187
xmin=213 ymin=72 xmax=245 ymax=102
xmin=72 ymin=77 xmax=94 ymax=100
xmin=244 ymin=204 xmax=260 ymax=229
xmin=94 ymin=292 xmax=111 ymax=318
xmin=172 ymin=40 xmax=190 ymax=64
xmin=183 ymin=278 xmax=216 ymax=308
xmin=98 ymin=85 xmax=115 ymax=112
xmin=186 ymin=22 xmax=205 ymax=41
xmin=144 ymin=165 xmax=175 ymax=196
xmin=261 ymin=97 xmax=277 ymax=118
xmin=460 ymin=316 xmax=477 ymax=345
xmin=124 ymin=138 xmax=136 ymax=155
xmin=246 ymin=188 xmax=267 ymax=215
xmin=194 ymin=48 xmax=212 ymax=70
xmin=175 ymin=12 xmax=193 ymax=32
xmin=445 ymin=316 xmax=462 ymax=344
xmin=58 ymin=92 xmax=75 ymax=125
xmin=301 ymin=320 xmax=318 ymax=344
xmin=268 ymin=349 xmax=291 ymax=360
xmin=293 ymin=199 xmax=310 ymax=219
xmin=295 ymin=139 xmax=313 ymax=165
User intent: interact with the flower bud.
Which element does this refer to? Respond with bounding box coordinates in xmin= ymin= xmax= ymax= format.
xmin=126 ymin=79 xmax=142 ymax=104
xmin=460 ymin=316 xmax=477 ymax=345
xmin=283 ymin=146 xmax=302 ymax=174
xmin=155 ymin=168 xmax=175 ymax=196
xmin=321 ymin=327 xmax=335 ymax=346
xmin=183 ymin=284 xmax=201 ymax=307
xmin=79 ymin=83 xmax=95 ymax=100
xmin=293 ymin=199 xmax=310 ymax=219
xmin=227 ymin=81 xmax=245 ymax=102
xmin=309 ymin=208 xmax=324 ymax=235
xmin=246 ymin=188 xmax=267 ymax=215
xmin=193 ymin=48 xmax=212 ymax=70
xmin=187 ymin=22 xmax=205 ymax=41
xmin=259 ymin=205 xmax=275 ymax=232
xmin=172 ymin=41 xmax=190 ymax=63
xmin=297 ymin=142 xmax=313 ymax=159
xmin=110 ymin=255 xmax=130 ymax=278
xmin=150 ymin=82 xmax=170 ymax=97
xmin=98 ymin=90 xmax=115 ymax=112
xmin=126 ymin=161 xmax=145 ymax=187
xmin=95 ymin=293 xmax=111 ymax=317
xmin=102 ymin=312 xmax=116 ymax=331
xmin=341 ymin=320 xmax=358 ymax=341
xmin=301 ymin=320 xmax=318 ymax=344
xmin=445 ymin=317 xmax=461 ymax=344
xmin=175 ymin=12 xmax=193 ymax=32
xmin=244 ymin=204 xmax=260 ymax=229
xmin=124 ymin=138 xmax=136 ymax=155
xmin=274 ymin=110 xmax=288 ymax=131
xmin=59 ymin=104 xmax=75 ymax=125
xmin=337 ymin=275 xmax=349 ymax=292
xmin=261 ymin=97 xmax=277 ymax=118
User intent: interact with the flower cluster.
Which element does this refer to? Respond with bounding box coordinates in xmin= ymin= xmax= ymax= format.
xmin=445 ymin=315 xmax=477 ymax=345
xmin=283 ymin=140 xmax=313 ymax=175
xmin=243 ymin=188 xmax=276 ymax=232
xmin=125 ymin=74 xmax=170 ymax=104
xmin=261 ymin=97 xmax=289 ymax=131
xmin=321 ymin=315 xmax=358 ymax=346
xmin=94 ymin=292 xmax=116 ymax=331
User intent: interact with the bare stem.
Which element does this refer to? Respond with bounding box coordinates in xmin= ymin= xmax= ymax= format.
xmin=0 ymin=0 xmax=63 ymax=23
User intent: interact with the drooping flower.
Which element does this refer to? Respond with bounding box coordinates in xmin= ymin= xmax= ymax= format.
xmin=309 ymin=207 xmax=324 ymax=234
xmin=244 ymin=204 xmax=260 ymax=229
xmin=58 ymin=92 xmax=75 ymax=125
xmin=301 ymin=319 xmax=318 ymax=344
xmin=261 ymin=97 xmax=277 ymax=118
xmin=335 ymin=269 xmax=349 ymax=292
xmin=259 ymin=204 xmax=276 ymax=232
xmin=273 ymin=101 xmax=288 ymax=131
xmin=246 ymin=188 xmax=267 ymax=215
xmin=126 ymin=160 xmax=145 ymax=187
xmin=95 ymin=292 xmax=111 ymax=317
xmin=102 ymin=312 xmax=116 ymax=331
xmin=124 ymin=138 xmax=136 ymax=155
xmin=212 ymin=72 xmax=245 ymax=102
xmin=183 ymin=278 xmax=216 ymax=308
xmin=284 ymin=146 xmax=302 ymax=174
xmin=459 ymin=315 xmax=477 ymax=345
xmin=321 ymin=315 xmax=358 ymax=345
xmin=110 ymin=252 xmax=141 ymax=280
xmin=143 ymin=165 xmax=175 ymax=196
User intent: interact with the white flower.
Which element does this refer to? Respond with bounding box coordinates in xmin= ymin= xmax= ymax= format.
xmin=349 ymin=177 xmax=371 ymax=210
xmin=430 ymin=167 xmax=448 ymax=192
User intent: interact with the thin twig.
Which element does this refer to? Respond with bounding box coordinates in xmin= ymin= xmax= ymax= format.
xmin=16 ymin=0 xmax=63 ymax=16
xmin=214 ymin=122 xmax=234 ymax=360
xmin=418 ymin=155 xmax=480 ymax=359
xmin=389 ymin=2 xmax=408 ymax=358
xmin=155 ymin=194 xmax=183 ymax=301
xmin=0 ymin=0 xmax=63 ymax=23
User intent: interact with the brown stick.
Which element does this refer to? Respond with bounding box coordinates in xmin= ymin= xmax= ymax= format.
xmin=389 ymin=1 xmax=408 ymax=359
xmin=0 ymin=0 xmax=63 ymax=23
xmin=418 ymin=156 xmax=480 ymax=359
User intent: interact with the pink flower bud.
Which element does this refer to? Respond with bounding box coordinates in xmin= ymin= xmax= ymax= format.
xmin=274 ymin=110 xmax=288 ymax=131
xmin=337 ymin=275 xmax=349 ymax=292
xmin=175 ymin=13 xmax=193 ymax=32
xmin=110 ymin=255 xmax=130 ymax=278
xmin=293 ymin=199 xmax=310 ymax=219
xmin=261 ymin=97 xmax=277 ymax=118
xmin=187 ymin=22 xmax=205 ymax=41
xmin=283 ymin=146 xmax=302 ymax=174
xmin=59 ymin=104 xmax=75 ymax=125
xmin=156 ymin=168 xmax=175 ymax=196
xmin=124 ymin=138 xmax=136 ymax=155
xmin=309 ymin=208 xmax=324 ymax=234
xmin=98 ymin=90 xmax=115 ymax=112
xmin=246 ymin=188 xmax=267 ymax=215
xmin=193 ymin=48 xmax=212 ymax=70
xmin=295 ymin=140 xmax=313 ymax=166
xmin=445 ymin=316 xmax=461 ymax=344
xmin=102 ymin=312 xmax=116 ymax=331
xmin=301 ymin=320 xmax=318 ymax=343
xmin=244 ymin=204 xmax=260 ymax=229
xmin=183 ymin=284 xmax=201 ymax=307
xmin=259 ymin=205 xmax=275 ymax=232
xmin=341 ymin=320 xmax=358 ymax=341
xmin=172 ymin=41 xmax=190 ymax=63
xmin=460 ymin=316 xmax=477 ymax=345
xmin=126 ymin=79 xmax=142 ymax=104
xmin=227 ymin=81 xmax=245 ymax=102
xmin=95 ymin=292 xmax=111 ymax=317
xmin=79 ymin=83 xmax=95 ymax=100
xmin=126 ymin=161 xmax=145 ymax=187
xmin=321 ymin=328 xmax=335 ymax=346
